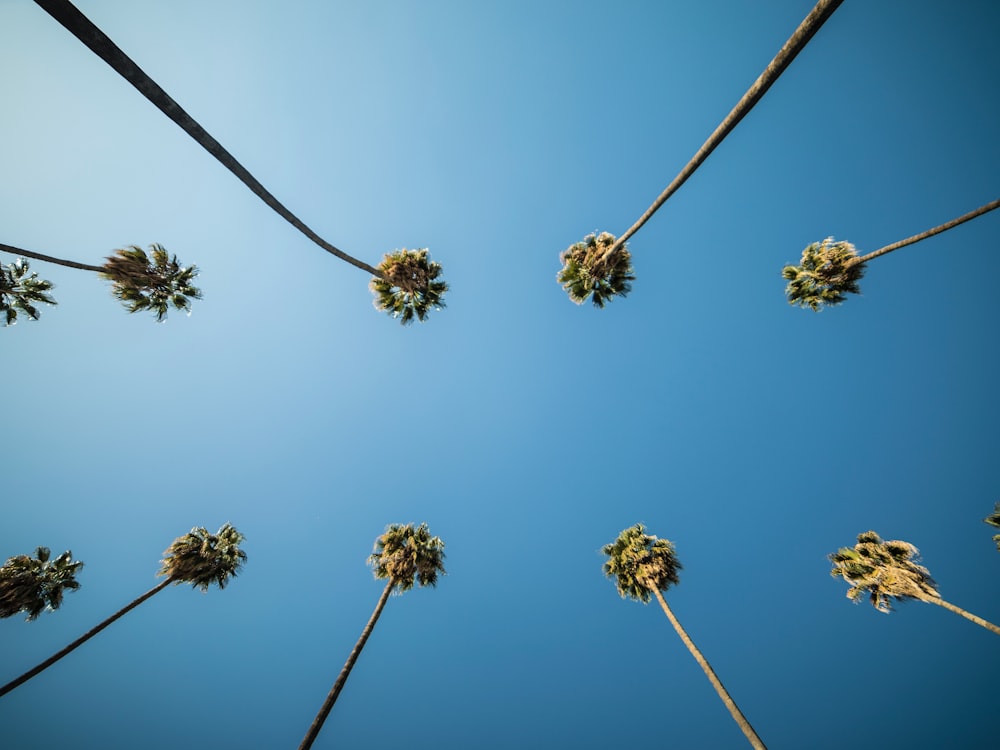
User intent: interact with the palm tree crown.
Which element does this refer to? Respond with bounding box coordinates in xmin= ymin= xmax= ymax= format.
xmin=602 ymin=523 xmax=681 ymax=601
xmin=369 ymin=522 xmax=446 ymax=591
xmin=160 ymin=523 xmax=247 ymax=591
xmin=558 ymin=232 xmax=635 ymax=308
xmin=0 ymin=259 xmax=57 ymax=326
xmin=985 ymin=503 xmax=1000 ymax=551
xmin=369 ymin=249 xmax=448 ymax=325
xmin=829 ymin=531 xmax=937 ymax=613
xmin=0 ymin=547 xmax=83 ymax=621
xmin=101 ymin=244 xmax=202 ymax=322
xmin=782 ymin=238 xmax=865 ymax=311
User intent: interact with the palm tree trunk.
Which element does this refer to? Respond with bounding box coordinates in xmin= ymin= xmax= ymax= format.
xmin=298 ymin=578 xmax=395 ymax=750
xmin=0 ymin=242 xmax=104 ymax=273
xmin=650 ymin=586 xmax=767 ymax=750
xmin=606 ymin=0 xmax=843 ymax=258
xmin=0 ymin=577 xmax=172 ymax=699
xmin=923 ymin=595 xmax=1000 ymax=636
xmin=34 ymin=0 xmax=382 ymax=278
xmin=851 ymin=198 xmax=1000 ymax=265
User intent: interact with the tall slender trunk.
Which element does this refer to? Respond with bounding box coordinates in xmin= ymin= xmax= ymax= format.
xmin=298 ymin=579 xmax=395 ymax=750
xmin=922 ymin=595 xmax=1000 ymax=637
xmin=606 ymin=0 xmax=843 ymax=258
xmin=850 ymin=198 xmax=1000 ymax=266
xmin=649 ymin=586 xmax=767 ymax=750
xmin=0 ymin=577 xmax=173 ymax=699
xmin=34 ymin=0 xmax=381 ymax=278
xmin=1 ymin=243 xmax=104 ymax=273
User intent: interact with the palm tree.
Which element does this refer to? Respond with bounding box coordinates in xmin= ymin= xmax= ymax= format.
xmin=984 ymin=503 xmax=1000 ymax=551
xmin=0 ymin=524 xmax=246 ymax=699
xmin=34 ymin=0 xmax=447 ymax=324
xmin=0 ymin=258 xmax=56 ymax=325
xmin=783 ymin=198 xmax=1000 ymax=310
xmin=829 ymin=530 xmax=1000 ymax=636
xmin=557 ymin=232 xmax=635 ymax=308
xmin=603 ymin=524 xmax=767 ymax=750
xmin=559 ymin=0 xmax=843 ymax=306
xmin=0 ymin=547 xmax=83 ymax=621
xmin=298 ymin=523 xmax=445 ymax=750
xmin=1 ymin=242 xmax=201 ymax=324
xmin=370 ymin=249 xmax=448 ymax=324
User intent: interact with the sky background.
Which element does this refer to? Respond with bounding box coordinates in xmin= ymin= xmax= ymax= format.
xmin=2 ymin=1 xmax=999 ymax=748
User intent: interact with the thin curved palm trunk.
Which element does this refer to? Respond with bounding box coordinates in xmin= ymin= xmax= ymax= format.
xmin=607 ymin=0 xmax=843 ymax=257
xmin=1 ymin=242 xmax=104 ymax=273
xmin=34 ymin=0 xmax=381 ymax=278
xmin=0 ymin=578 xmax=172 ymax=699
xmin=650 ymin=587 xmax=767 ymax=750
xmin=922 ymin=595 xmax=1000 ymax=636
xmin=298 ymin=579 xmax=395 ymax=750
xmin=851 ymin=198 xmax=1000 ymax=265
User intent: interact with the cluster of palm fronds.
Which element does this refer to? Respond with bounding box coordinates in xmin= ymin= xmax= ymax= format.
xmin=369 ymin=249 xmax=448 ymax=325
xmin=557 ymin=232 xmax=635 ymax=308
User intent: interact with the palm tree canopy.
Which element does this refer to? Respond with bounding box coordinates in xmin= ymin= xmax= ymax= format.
xmin=159 ymin=523 xmax=247 ymax=592
xmin=369 ymin=249 xmax=448 ymax=325
xmin=602 ymin=524 xmax=682 ymax=603
xmin=0 ymin=546 xmax=83 ymax=621
xmin=100 ymin=244 xmax=202 ymax=322
xmin=829 ymin=530 xmax=939 ymax=613
xmin=1 ymin=258 xmax=57 ymax=326
xmin=557 ymin=232 xmax=635 ymax=308
xmin=782 ymin=238 xmax=865 ymax=311
xmin=368 ymin=522 xmax=446 ymax=592
xmin=984 ymin=502 xmax=1000 ymax=551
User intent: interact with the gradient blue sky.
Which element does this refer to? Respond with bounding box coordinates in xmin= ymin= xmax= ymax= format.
xmin=2 ymin=1 xmax=999 ymax=748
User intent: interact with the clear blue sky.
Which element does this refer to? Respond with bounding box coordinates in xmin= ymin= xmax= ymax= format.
xmin=2 ymin=1 xmax=999 ymax=748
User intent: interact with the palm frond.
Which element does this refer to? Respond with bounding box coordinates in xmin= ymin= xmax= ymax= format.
xmin=160 ymin=523 xmax=247 ymax=592
xmin=557 ymin=232 xmax=635 ymax=308
xmin=0 ymin=259 xmax=57 ymax=326
xmin=782 ymin=237 xmax=865 ymax=311
xmin=602 ymin=524 xmax=681 ymax=603
xmin=0 ymin=546 xmax=83 ymax=621
xmin=101 ymin=244 xmax=202 ymax=322
xmin=369 ymin=249 xmax=447 ymax=325
xmin=829 ymin=530 xmax=937 ymax=613
xmin=368 ymin=522 xmax=446 ymax=592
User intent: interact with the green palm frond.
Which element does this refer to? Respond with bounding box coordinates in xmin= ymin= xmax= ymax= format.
xmin=984 ymin=502 xmax=1000 ymax=551
xmin=602 ymin=524 xmax=681 ymax=603
xmin=368 ymin=522 xmax=446 ymax=593
xmin=558 ymin=232 xmax=635 ymax=308
xmin=1 ymin=259 xmax=57 ymax=326
xmin=160 ymin=523 xmax=247 ymax=592
xmin=101 ymin=244 xmax=202 ymax=322
xmin=0 ymin=546 xmax=83 ymax=621
xmin=369 ymin=249 xmax=448 ymax=325
xmin=782 ymin=237 xmax=865 ymax=311
xmin=829 ymin=530 xmax=938 ymax=613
